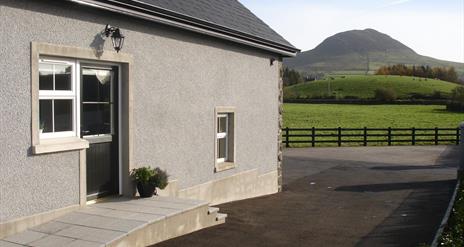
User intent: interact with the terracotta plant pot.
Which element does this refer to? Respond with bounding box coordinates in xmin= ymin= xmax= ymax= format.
xmin=137 ymin=182 xmax=156 ymax=198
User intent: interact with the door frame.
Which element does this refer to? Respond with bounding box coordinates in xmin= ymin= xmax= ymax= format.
xmin=31 ymin=42 xmax=134 ymax=207
xmin=80 ymin=61 xmax=123 ymax=197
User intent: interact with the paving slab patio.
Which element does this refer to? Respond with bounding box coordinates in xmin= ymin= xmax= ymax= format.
xmin=0 ymin=196 xmax=223 ymax=247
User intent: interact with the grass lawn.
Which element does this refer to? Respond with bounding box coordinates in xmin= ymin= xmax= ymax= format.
xmin=284 ymin=104 xmax=463 ymax=128
xmin=284 ymin=75 xmax=459 ymax=100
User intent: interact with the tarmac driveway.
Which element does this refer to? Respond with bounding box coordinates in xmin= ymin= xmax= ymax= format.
xmin=155 ymin=146 xmax=459 ymax=247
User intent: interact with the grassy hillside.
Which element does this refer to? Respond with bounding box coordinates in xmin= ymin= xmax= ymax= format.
xmin=284 ymin=104 xmax=463 ymax=128
xmin=284 ymin=75 xmax=458 ymax=100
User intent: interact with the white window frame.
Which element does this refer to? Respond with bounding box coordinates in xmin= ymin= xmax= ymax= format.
xmin=214 ymin=107 xmax=236 ymax=172
xmin=38 ymin=58 xmax=80 ymax=139
xmin=216 ymin=113 xmax=229 ymax=163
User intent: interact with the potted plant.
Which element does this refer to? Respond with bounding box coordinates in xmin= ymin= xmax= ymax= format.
xmin=130 ymin=166 xmax=169 ymax=198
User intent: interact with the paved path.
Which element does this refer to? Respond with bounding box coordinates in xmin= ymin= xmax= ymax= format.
xmin=156 ymin=146 xmax=459 ymax=247
xmin=0 ymin=196 xmax=217 ymax=247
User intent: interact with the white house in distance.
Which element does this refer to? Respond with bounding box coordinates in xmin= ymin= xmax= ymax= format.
xmin=0 ymin=0 xmax=298 ymax=244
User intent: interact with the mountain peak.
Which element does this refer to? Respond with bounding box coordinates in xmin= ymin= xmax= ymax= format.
xmin=312 ymin=28 xmax=416 ymax=57
xmin=283 ymin=29 xmax=463 ymax=76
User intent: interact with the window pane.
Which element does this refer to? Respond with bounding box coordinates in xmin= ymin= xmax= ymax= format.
xmin=39 ymin=64 xmax=53 ymax=90
xmin=82 ymin=69 xmax=111 ymax=102
xmin=82 ymin=104 xmax=111 ymax=135
xmin=54 ymin=64 xmax=72 ymax=90
xmin=39 ymin=100 xmax=53 ymax=133
xmin=54 ymin=100 xmax=73 ymax=132
xmin=218 ymin=137 xmax=227 ymax=160
xmin=218 ymin=116 xmax=227 ymax=133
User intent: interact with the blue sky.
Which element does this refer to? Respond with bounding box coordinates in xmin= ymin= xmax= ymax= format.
xmin=239 ymin=0 xmax=464 ymax=63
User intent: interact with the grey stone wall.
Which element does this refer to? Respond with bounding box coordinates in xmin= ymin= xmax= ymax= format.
xmin=0 ymin=0 xmax=280 ymax=221
xmin=277 ymin=61 xmax=284 ymax=192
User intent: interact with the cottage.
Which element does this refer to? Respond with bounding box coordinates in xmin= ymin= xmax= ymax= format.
xmin=0 ymin=0 xmax=298 ymax=244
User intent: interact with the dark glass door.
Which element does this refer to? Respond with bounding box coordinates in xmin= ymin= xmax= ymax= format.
xmin=81 ymin=65 xmax=119 ymax=200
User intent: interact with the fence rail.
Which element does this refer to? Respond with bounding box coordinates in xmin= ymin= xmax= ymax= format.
xmin=282 ymin=127 xmax=460 ymax=147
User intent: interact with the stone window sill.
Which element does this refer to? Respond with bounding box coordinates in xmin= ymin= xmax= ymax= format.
xmin=33 ymin=137 xmax=89 ymax=155
xmin=215 ymin=162 xmax=236 ymax=172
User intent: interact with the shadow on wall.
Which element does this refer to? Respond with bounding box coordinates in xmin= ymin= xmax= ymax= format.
xmin=90 ymin=33 xmax=105 ymax=58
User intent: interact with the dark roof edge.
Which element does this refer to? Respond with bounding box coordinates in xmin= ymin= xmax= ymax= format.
xmin=68 ymin=0 xmax=300 ymax=56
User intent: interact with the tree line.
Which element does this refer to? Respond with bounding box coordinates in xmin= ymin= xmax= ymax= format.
xmin=282 ymin=67 xmax=304 ymax=87
xmin=375 ymin=64 xmax=458 ymax=83
xmin=282 ymin=67 xmax=324 ymax=87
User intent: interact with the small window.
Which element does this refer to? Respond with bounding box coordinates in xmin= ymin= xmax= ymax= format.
xmin=216 ymin=114 xmax=229 ymax=163
xmin=38 ymin=59 xmax=77 ymax=139
xmin=215 ymin=110 xmax=235 ymax=168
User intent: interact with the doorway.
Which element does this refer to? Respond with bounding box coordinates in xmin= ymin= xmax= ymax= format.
xmin=81 ymin=65 xmax=119 ymax=200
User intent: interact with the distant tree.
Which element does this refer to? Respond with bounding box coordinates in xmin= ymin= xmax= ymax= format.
xmin=446 ymin=67 xmax=458 ymax=82
xmin=282 ymin=67 xmax=304 ymax=87
xmin=451 ymin=86 xmax=464 ymax=103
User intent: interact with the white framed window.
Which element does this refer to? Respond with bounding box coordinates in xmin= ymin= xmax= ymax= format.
xmin=38 ymin=59 xmax=78 ymax=139
xmin=215 ymin=107 xmax=235 ymax=172
xmin=216 ymin=113 xmax=229 ymax=163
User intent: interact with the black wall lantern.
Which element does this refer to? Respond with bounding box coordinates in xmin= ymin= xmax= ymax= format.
xmin=104 ymin=24 xmax=125 ymax=53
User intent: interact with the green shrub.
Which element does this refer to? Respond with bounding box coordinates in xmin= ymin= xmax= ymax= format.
xmin=152 ymin=168 xmax=169 ymax=190
xmin=374 ymin=88 xmax=397 ymax=101
xmin=131 ymin=166 xmax=169 ymax=189
xmin=130 ymin=167 xmax=155 ymax=184
xmin=431 ymin=90 xmax=444 ymax=100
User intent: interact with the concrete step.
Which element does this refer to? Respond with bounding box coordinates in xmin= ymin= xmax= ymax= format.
xmin=208 ymin=207 xmax=219 ymax=215
xmin=216 ymin=213 xmax=227 ymax=223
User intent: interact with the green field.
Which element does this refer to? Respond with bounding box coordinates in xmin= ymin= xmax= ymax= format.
xmin=283 ymin=104 xmax=464 ymax=147
xmin=284 ymin=104 xmax=463 ymax=128
xmin=284 ymin=75 xmax=459 ymax=100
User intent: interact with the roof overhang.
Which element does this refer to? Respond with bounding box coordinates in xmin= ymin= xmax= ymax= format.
xmin=67 ymin=0 xmax=300 ymax=57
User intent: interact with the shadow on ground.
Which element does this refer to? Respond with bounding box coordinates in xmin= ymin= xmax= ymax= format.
xmin=355 ymin=180 xmax=455 ymax=247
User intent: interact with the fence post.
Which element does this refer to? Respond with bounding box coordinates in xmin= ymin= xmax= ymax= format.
xmin=459 ymin=123 xmax=464 ymax=177
xmin=338 ymin=127 xmax=342 ymax=147
xmin=285 ymin=127 xmax=290 ymax=148
xmin=457 ymin=128 xmax=460 ymax=146
xmin=311 ymin=127 xmax=315 ymax=147
xmin=412 ymin=127 xmax=416 ymax=146
xmin=363 ymin=127 xmax=367 ymax=146
xmin=435 ymin=127 xmax=439 ymax=145
xmin=387 ymin=127 xmax=392 ymax=146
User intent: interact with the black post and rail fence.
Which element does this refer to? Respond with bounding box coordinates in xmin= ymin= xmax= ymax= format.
xmin=282 ymin=127 xmax=461 ymax=148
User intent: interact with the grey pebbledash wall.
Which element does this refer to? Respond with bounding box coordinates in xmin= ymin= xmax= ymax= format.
xmin=0 ymin=0 xmax=280 ymax=222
